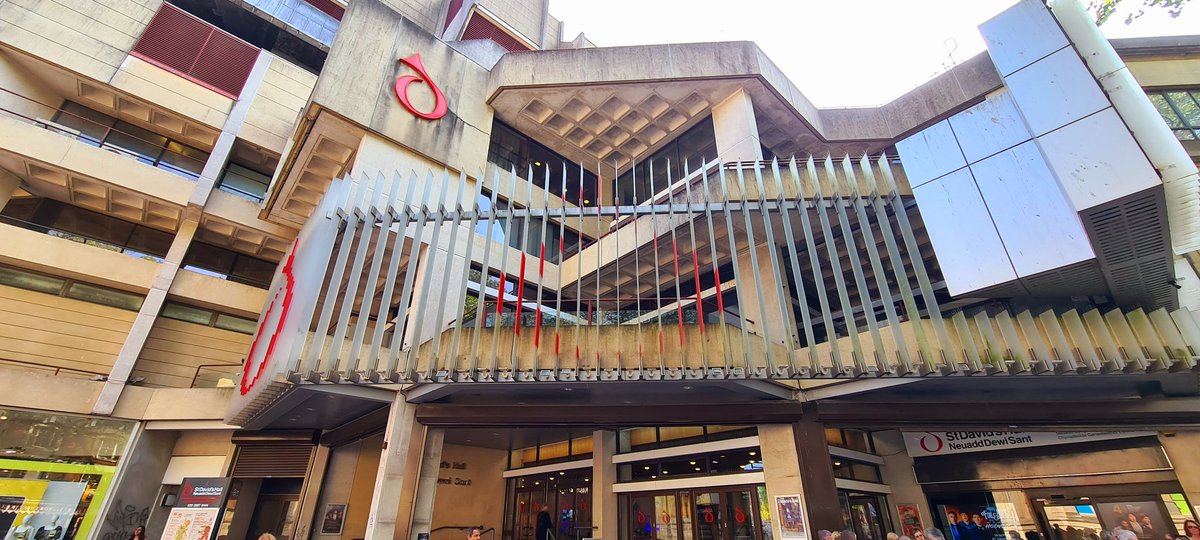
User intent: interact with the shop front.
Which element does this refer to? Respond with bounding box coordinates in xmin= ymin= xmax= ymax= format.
xmin=0 ymin=407 xmax=136 ymax=540
xmin=906 ymin=432 xmax=1196 ymax=540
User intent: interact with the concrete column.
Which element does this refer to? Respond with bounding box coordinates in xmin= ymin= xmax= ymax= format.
xmin=295 ymin=445 xmax=331 ymax=540
xmin=409 ymin=429 xmax=446 ymax=540
xmin=93 ymin=218 xmax=199 ymax=415
xmin=734 ymin=243 xmax=794 ymax=346
xmin=711 ymin=89 xmax=764 ymax=163
xmin=90 ymin=51 xmax=276 ymax=415
xmin=364 ymin=395 xmax=422 ymax=540
xmin=1159 ymin=432 xmax=1200 ymax=515
xmin=792 ymin=416 xmax=843 ymax=533
xmin=592 ymin=430 xmax=618 ymax=540
xmin=759 ymin=424 xmax=806 ymax=540
xmin=0 ymin=167 xmax=20 ymax=211
xmin=874 ymin=430 xmax=933 ymax=536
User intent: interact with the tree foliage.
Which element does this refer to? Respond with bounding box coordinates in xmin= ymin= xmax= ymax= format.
xmin=1091 ymin=0 xmax=1192 ymax=25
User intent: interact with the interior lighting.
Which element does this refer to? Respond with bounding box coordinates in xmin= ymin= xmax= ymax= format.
xmin=559 ymin=471 xmax=566 ymax=475
xmin=689 ymin=461 xmax=696 ymax=465
xmin=749 ymin=451 xmax=756 ymax=456
xmin=644 ymin=466 xmax=651 ymax=470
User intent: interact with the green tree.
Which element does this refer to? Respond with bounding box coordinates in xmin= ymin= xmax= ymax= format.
xmin=1091 ymin=0 xmax=1191 ymax=25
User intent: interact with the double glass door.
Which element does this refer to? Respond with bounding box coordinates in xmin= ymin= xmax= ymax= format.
xmin=626 ymin=486 xmax=769 ymax=540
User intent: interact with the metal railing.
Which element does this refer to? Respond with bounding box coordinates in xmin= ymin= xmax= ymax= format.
xmin=190 ymin=362 xmax=243 ymax=388
xmin=0 ymin=88 xmax=209 ymax=179
xmin=0 ymin=357 xmax=108 ymax=380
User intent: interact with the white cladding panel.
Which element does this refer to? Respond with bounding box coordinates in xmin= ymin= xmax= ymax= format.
xmin=1004 ymin=47 xmax=1110 ymax=137
xmin=894 ymin=120 xmax=966 ymax=188
xmin=970 ymin=141 xmax=1095 ymax=277
xmin=912 ymin=168 xmax=1017 ymax=296
xmin=947 ymin=90 xmax=1032 ymax=163
xmin=1037 ymin=108 xmax=1162 ymax=211
xmin=979 ymin=0 xmax=1070 ymax=77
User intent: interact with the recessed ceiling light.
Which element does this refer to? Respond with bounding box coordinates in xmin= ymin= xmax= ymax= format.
xmin=644 ymin=466 xmax=651 ymax=470
xmin=559 ymin=471 xmax=566 ymax=475
xmin=695 ymin=467 xmax=701 ymax=471
xmin=749 ymin=451 xmax=757 ymax=456
xmin=689 ymin=461 xmax=696 ymax=465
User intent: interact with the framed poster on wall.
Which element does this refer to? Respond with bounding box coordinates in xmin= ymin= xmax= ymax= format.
xmin=777 ymin=495 xmax=806 ymax=539
xmin=321 ymin=503 xmax=347 ymax=535
xmin=896 ymin=504 xmax=924 ymax=538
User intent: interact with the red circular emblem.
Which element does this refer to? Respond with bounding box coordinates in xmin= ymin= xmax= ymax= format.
xmin=918 ymin=432 xmax=944 ymax=453
xmin=394 ymin=53 xmax=448 ymax=120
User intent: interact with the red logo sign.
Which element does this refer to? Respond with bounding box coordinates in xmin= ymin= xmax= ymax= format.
xmin=918 ymin=432 xmax=944 ymax=453
xmin=394 ymin=53 xmax=448 ymax=120
xmin=241 ymin=242 xmax=298 ymax=395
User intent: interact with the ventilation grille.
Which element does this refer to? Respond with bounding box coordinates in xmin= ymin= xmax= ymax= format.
xmin=230 ymin=444 xmax=314 ymax=478
xmin=131 ymin=3 xmax=259 ymax=98
xmin=1082 ymin=188 xmax=1177 ymax=311
xmin=1022 ymin=260 xmax=1109 ymax=297
xmin=461 ymin=12 xmax=532 ymax=52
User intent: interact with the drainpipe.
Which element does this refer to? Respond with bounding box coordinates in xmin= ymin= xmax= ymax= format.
xmin=1047 ymin=0 xmax=1200 ymax=255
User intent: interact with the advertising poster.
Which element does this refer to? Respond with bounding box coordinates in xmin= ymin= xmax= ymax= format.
xmin=162 ymin=508 xmax=219 ymax=540
xmin=896 ymin=504 xmax=925 ymax=538
xmin=1093 ymin=502 xmax=1173 ymax=539
xmin=776 ymin=495 xmax=805 ymax=539
xmin=321 ymin=504 xmax=347 ymax=535
xmin=158 ymin=478 xmax=230 ymax=540
xmin=0 ymin=479 xmax=87 ymax=540
xmin=936 ymin=504 xmax=1009 ymax=540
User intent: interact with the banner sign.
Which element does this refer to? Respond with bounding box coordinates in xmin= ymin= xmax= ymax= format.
xmin=903 ymin=431 xmax=1155 ymax=457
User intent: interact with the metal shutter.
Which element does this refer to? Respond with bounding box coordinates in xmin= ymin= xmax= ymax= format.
xmin=461 ymin=13 xmax=532 ymax=52
xmin=131 ymin=3 xmax=259 ymax=98
xmin=230 ymin=444 xmax=315 ymax=478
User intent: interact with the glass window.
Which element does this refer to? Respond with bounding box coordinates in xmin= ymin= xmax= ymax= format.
xmin=1146 ymin=89 xmax=1200 ymax=141
xmin=162 ymin=302 xmax=214 ymax=325
xmin=486 ymin=121 xmax=601 ymax=206
xmin=231 ymin=255 xmax=276 ymax=288
xmin=218 ymin=162 xmax=272 ymax=201
xmin=158 ymin=141 xmax=208 ymax=178
xmin=50 ymin=102 xmax=211 ymax=179
xmin=214 ymin=313 xmax=257 ymax=334
xmin=0 ymin=407 xmax=136 ymax=539
xmin=616 ymin=117 xmax=716 ymax=206
xmin=105 ymin=121 xmax=168 ymax=165
xmin=0 ymin=266 xmax=66 ymax=295
xmin=53 ymin=101 xmax=115 ymax=144
xmin=65 ymin=282 xmax=144 ymax=311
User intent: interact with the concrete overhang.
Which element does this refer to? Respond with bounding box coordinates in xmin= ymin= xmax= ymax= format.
xmin=485 ymin=41 xmax=1006 ymax=172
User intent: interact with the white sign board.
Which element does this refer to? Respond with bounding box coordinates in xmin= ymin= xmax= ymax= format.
xmin=902 ymin=431 xmax=1155 ymax=457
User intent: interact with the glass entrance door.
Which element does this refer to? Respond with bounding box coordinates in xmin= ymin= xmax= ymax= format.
xmin=624 ymin=486 xmax=767 ymax=540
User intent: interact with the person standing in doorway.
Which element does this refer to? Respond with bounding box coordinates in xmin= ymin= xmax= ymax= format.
xmin=467 ymin=526 xmax=483 ymax=540
xmin=536 ymin=505 xmax=554 ymax=540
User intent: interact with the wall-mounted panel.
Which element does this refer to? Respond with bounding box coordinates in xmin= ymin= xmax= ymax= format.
xmin=894 ymin=120 xmax=965 ymax=188
xmin=912 ymin=168 xmax=1016 ymax=295
xmin=979 ymin=0 xmax=1069 ymax=77
xmin=1037 ymin=108 xmax=1161 ymax=211
xmin=1004 ymin=47 xmax=1110 ymax=137
xmin=947 ymin=89 xmax=1031 ymax=163
xmin=970 ymin=141 xmax=1094 ymax=277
